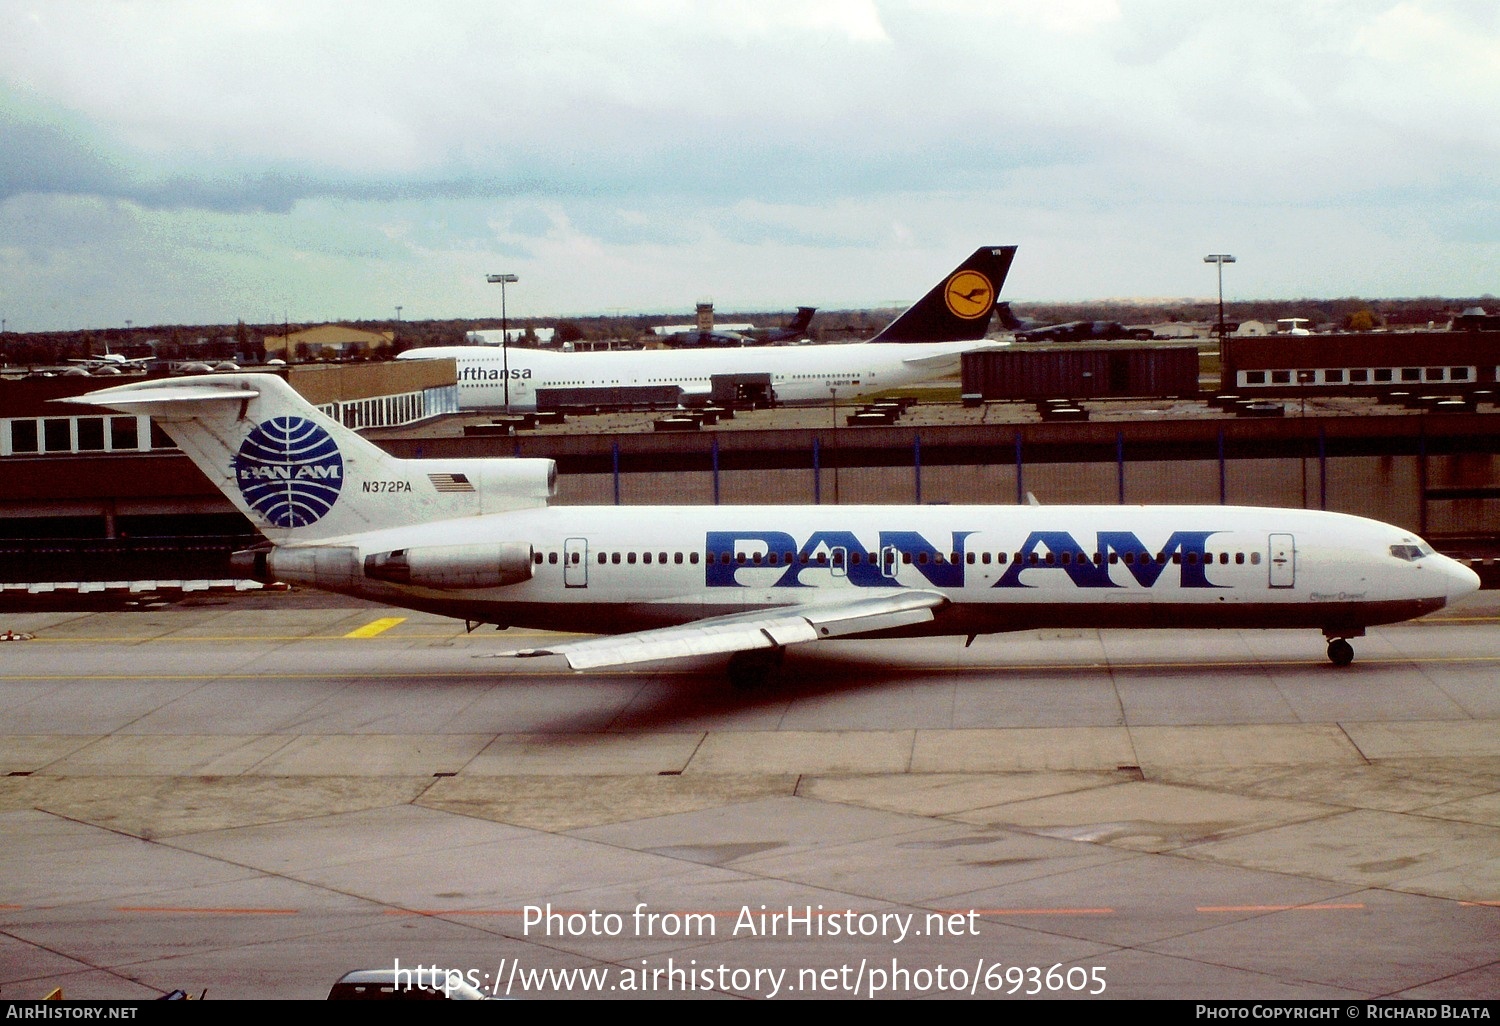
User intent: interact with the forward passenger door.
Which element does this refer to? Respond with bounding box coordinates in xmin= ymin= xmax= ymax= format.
xmin=1268 ymin=534 xmax=1295 ymax=588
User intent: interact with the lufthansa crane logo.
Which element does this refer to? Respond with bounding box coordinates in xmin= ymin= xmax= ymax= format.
xmin=944 ymin=270 xmax=995 ymax=320
xmin=233 ymin=417 xmax=344 ymax=528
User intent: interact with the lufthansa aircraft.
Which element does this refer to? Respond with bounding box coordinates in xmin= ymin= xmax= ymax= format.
xmin=395 ymin=247 xmax=1015 ymax=410
xmin=75 ymin=373 xmax=1480 ymax=686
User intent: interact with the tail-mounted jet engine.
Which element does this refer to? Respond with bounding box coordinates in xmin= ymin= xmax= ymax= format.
xmin=364 ymin=543 xmax=534 ymax=589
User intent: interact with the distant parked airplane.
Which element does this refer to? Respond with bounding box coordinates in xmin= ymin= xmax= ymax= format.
xmin=398 ymin=247 xmax=1016 ymax=410
xmin=658 ymin=307 xmax=816 ymax=347
xmin=68 ymin=344 xmax=155 ymax=372
xmin=996 ymin=303 xmax=1155 ymax=343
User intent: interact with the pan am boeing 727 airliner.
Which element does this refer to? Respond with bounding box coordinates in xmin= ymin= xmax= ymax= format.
xmin=75 ymin=373 xmax=1479 ymax=686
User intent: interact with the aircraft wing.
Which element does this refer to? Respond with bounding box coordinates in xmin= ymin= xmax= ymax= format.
xmin=499 ymin=591 xmax=948 ymax=670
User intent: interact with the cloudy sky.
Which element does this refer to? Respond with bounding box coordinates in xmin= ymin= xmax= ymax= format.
xmin=1 ymin=0 xmax=1497 ymax=331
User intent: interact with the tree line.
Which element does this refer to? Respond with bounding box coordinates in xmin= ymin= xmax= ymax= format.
xmin=3 ymin=296 xmax=1490 ymax=369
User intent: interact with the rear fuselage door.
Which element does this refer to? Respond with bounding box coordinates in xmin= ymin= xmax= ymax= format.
xmin=564 ymin=537 xmax=589 ymax=588
xmin=1268 ymin=533 xmax=1295 ymax=588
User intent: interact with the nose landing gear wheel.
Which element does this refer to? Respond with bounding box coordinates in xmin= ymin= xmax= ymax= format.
xmin=1327 ymin=638 xmax=1354 ymax=667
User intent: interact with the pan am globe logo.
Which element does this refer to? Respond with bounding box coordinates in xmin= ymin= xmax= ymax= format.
xmin=233 ymin=417 xmax=344 ymax=528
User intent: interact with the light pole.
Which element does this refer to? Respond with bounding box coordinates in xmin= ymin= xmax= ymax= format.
xmin=1203 ymin=254 xmax=1235 ymax=381
xmin=1203 ymin=253 xmax=1235 ymax=343
xmin=486 ymin=273 xmax=518 ymax=412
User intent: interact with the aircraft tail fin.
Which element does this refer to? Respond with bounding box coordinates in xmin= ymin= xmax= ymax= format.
xmin=870 ymin=246 xmax=1017 ymax=344
xmin=786 ymin=306 xmax=816 ymax=334
xmin=994 ymin=301 xmax=1026 ymax=332
xmin=71 ymin=373 xmax=555 ymax=544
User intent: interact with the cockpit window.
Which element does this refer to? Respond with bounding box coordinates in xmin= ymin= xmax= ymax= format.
xmin=1389 ymin=543 xmax=1433 ymax=562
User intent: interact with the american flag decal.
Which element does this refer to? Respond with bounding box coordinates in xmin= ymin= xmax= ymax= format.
xmin=428 ymin=473 xmax=474 ymax=493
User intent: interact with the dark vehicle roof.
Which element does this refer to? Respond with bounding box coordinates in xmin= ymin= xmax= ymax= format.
xmin=328 ymin=969 xmax=489 ymax=1000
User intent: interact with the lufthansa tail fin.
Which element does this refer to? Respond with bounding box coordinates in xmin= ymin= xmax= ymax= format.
xmin=870 ymin=246 xmax=1017 ymax=344
xmin=71 ymin=373 xmax=555 ymax=544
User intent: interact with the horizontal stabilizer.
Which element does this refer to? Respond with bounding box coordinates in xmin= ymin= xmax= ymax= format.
xmin=68 ymin=381 xmax=261 ymax=414
xmin=900 ymin=342 xmax=1006 ymax=368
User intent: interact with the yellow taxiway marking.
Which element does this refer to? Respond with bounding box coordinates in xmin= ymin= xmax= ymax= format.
xmin=343 ymin=617 xmax=407 ymax=638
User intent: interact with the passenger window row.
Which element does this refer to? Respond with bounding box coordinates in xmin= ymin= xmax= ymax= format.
xmin=531 ymin=549 xmax=1265 ymax=568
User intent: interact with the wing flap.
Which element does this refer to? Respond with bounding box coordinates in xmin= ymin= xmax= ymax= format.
xmin=502 ymin=591 xmax=946 ymax=670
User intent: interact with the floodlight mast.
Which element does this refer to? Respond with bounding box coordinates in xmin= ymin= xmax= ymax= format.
xmin=486 ymin=273 xmax=519 ymax=412
xmin=1203 ymin=254 xmax=1236 ymax=358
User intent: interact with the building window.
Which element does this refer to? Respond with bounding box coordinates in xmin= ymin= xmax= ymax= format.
xmin=10 ymin=419 xmax=38 ymax=453
xmin=110 ymin=416 xmax=139 ymax=450
xmin=43 ymin=418 xmax=71 ymax=452
xmin=76 ymin=418 xmax=105 ymax=451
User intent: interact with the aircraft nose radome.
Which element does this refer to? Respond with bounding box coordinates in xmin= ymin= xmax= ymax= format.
xmin=1445 ymin=557 xmax=1482 ymax=603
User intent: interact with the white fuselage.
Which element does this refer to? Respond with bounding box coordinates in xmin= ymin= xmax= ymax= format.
xmin=396 ymin=341 xmax=985 ymax=410
xmin=278 ymin=504 xmax=1476 ymax=638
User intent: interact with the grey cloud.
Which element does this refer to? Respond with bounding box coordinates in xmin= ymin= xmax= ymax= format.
xmin=0 ymin=118 xmax=129 ymax=200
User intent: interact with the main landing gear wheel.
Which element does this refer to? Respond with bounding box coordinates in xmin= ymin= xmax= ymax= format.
xmin=727 ymin=648 xmax=783 ymax=690
xmin=1326 ymin=638 xmax=1355 ymax=667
